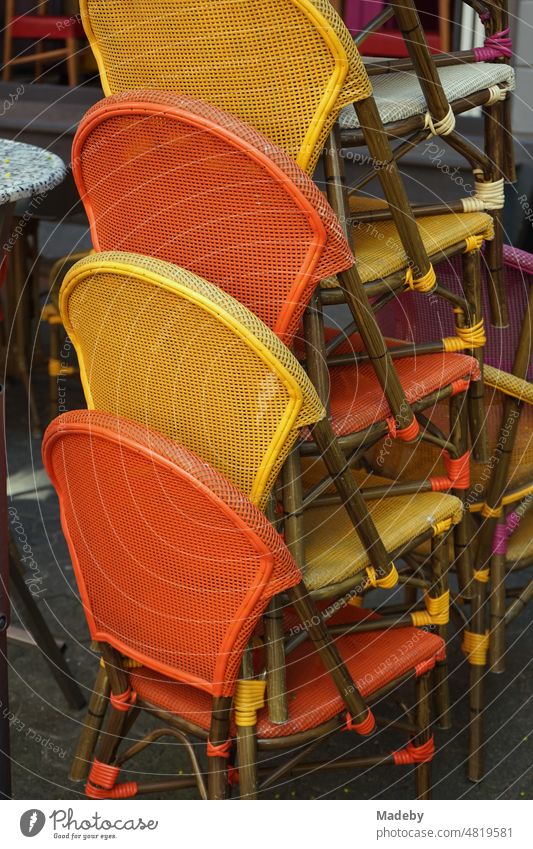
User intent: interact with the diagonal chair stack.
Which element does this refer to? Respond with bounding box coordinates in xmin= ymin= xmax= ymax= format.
xmin=41 ymin=0 xmax=531 ymax=797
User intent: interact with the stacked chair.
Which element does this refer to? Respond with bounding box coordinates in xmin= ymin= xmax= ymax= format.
xmin=40 ymin=0 xmax=531 ymax=797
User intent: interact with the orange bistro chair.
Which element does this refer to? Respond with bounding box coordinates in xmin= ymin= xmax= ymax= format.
xmin=72 ymin=91 xmax=482 ymax=505
xmin=58 ymin=252 xmax=463 ymax=776
xmin=43 ymin=408 xmax=448 ymax=799
xmin=78 ymin=0 xmax=495 ymax=435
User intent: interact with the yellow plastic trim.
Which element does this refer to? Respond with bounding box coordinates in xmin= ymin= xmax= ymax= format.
xmin=60 ymin=259 xmax=306 ymax=508
xmin=483 ymin=365 xmax=533 ymax=405
xmin=79 ymin=2 xmax=112 ymax=96
xmin=234 ymin=679 xmax=267 ymax=727
xmin=461 ymin=630 xmax=489 ymax=666
xmin=405 ymin=265 xmax=437 ymax=293
xmin=425 ymin=590 xmax=450 ymax=625
xmin=473 ymin=568 xmax=490 ymax=583
xmin=366 ymin=564 xmax=399 ymax=589
xmin=293 ymin=0 xmax=350 ymax=171
xmin=80 ymin=0 xmax=352 ymax=175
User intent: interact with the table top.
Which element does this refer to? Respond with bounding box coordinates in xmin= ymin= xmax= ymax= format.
xmin=0 ymin=138 xmax=66 ymax=206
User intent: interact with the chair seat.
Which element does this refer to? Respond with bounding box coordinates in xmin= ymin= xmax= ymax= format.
xmin=322 ymin=212 xmax=494 ymax=286
xmin=11 ymin=15 xmax=86 ymax=40
xmin=301 ymin=468 xmax=462 ymax=590
xmin=301 ymin=331 xmax=480 ymax=438
xmin=130 ymin=625 xmax=444 ymax=739
xmin=339 ymin=63 xmax=515 ymax=131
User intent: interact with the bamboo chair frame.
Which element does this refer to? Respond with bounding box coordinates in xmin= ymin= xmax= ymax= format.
xmin=60 ymin=253 xmax=460 ymax=780
xmin=44 ymin=410 xmax=445 ymax=800
xmin=77 ymin=0 xmax=495 ymax=424
xmin=343 ymin=0 xmax=513 ymax=328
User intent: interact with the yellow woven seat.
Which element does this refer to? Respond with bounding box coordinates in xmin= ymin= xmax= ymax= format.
xmin=323 ymin=211 xmax=494 ymax=286
xmin=303 ymin=479 xmax=462 ymax=591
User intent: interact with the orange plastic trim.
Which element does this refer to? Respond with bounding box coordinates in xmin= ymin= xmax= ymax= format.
xmin=109 ymin=686 xmax=137 ymax=712
xmin=345 ymin=709 xmax=375 ymax=736
xmin=415 ymin=656 xmax=437 ymax=677
xmin=73 ymin=101 xmax=336 ymax=342
xmin=207 ymin=739 xmax=232 ymax=759
xmin=392 ymin=736 xmax=435 ymax=766
xmin=42 ymin=419 xmax=277 ymax=698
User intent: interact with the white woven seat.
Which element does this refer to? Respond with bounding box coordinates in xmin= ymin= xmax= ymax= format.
xmin=340 ymin=62 xmax=515 ymax=130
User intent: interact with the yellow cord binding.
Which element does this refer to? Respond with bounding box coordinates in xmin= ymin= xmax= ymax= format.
xmin=366 ymin=564 xmax=399 ymax=589
xmin=234 ymin=679 xmax=267 ymax=727
xmin=348 ymin=595 xmax=364 ymax=607
xmin=432 ymin=518 xmax=454 ymax=537
xmin=481 ymin=503 xmax=502 ymax=519
xmin=411 ymin=590 xmax=450 ymax=626
xmin=410 ymin=611 xmax=433 ymax=627
xmin=461 ymin=630 xmax=489 ymax=666
xmin=463 ymin=234 xmax=485 ymax=253
xmin=444 ymin=314 xmax=486 ymax=351
xmin=42 ymin=305 xmax=62 ymax=326
xmin=473 ymin=568 xmax=490 ymax=583
xmin=405 ymin=265 xmax=437 ymax=293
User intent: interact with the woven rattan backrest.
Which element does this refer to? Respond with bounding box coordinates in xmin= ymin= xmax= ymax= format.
xmin=79 ymin=0 xmax=372 ymax=172
xmin=73 ymin=91 xmax=354 ymax=345
xmin=42 ymin=410 xmax=301 ymax=696
xmin=59 ymin=252 xmax=325 ymax=509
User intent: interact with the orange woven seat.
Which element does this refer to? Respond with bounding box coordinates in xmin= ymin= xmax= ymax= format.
xmin=130 ymin=626 xmax=444 ymax=739
xmin=304 ymin=332 xmax=480 ymax=437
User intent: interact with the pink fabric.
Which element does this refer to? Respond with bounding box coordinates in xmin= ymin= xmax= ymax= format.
xmin=473 ymin=29 xmax=512 ymax=62
xmin=344 ymin=0 xmax=385 ymax=33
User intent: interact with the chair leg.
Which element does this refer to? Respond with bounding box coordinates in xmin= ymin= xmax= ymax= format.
xmin=461 ymin=249 xmax=487 ymax=462
xmin=207 ymin=697 xmax=233 ymax=800
xmin=466 ymin=577 xmax=488 ymax=782
xmin=430 ymin=532 xmax=451 ymax=730
xmin=415 ymin=672 xmax=433 ymax=800
xmin=489 ymin=518 xmax=507 ymax=674
xmin=70 ymin=662 xmax=110 ymax=782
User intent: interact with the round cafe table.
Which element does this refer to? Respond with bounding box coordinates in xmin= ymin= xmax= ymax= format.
xmin=0 ymin=138 xmax=68 ymax=799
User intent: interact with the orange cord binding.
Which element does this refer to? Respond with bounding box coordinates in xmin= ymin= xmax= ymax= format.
xmin=227 ymin=765 xmax=240 ymax=786
xmin=207 ymin=739 xmax=232 ymax=758
xmin=110 ymin=686 xmax=137 ymax=712
xmin=430 ymin=450 xmax=471 ymax=491
xmin=450 ymin=378 xmax=470 ymax=396
xmin=392 ymin=736 xmax=435 ymax=766
xmin=444 ymin=451 xmax=471 ymax=489
xmin=345 ymin=709 xmax=375 ymax=736
xmin=85 ymin=759 xmax=138 ymax=799
xmin=387 ymin=416 xmax=420 ymax=442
